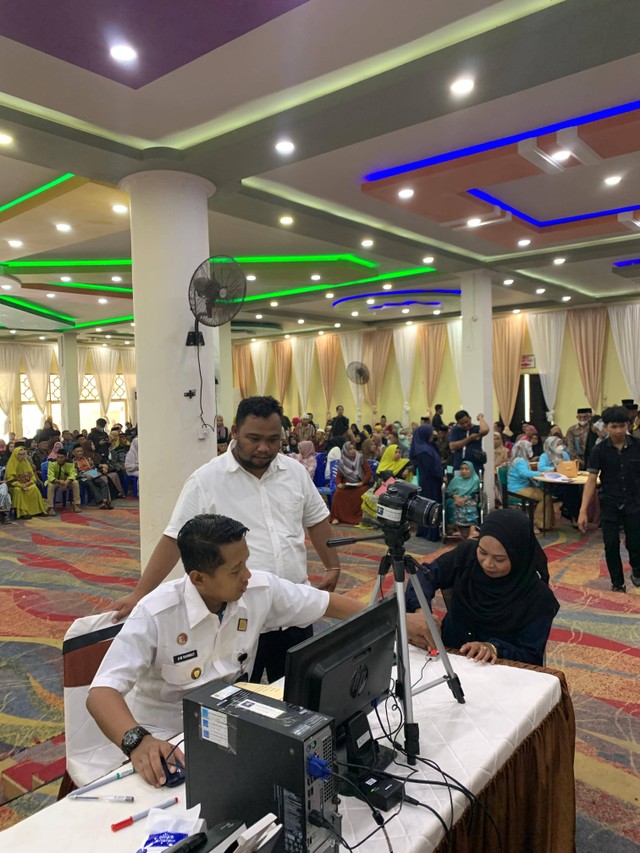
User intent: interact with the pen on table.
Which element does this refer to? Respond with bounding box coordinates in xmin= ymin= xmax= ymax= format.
xmin=68 ymin=766 xmax=136 ymax=797
xmin=111 ymin=796 xmax=179 ymax=832
xmin=73 ymin=795 xmax=135 ymax=802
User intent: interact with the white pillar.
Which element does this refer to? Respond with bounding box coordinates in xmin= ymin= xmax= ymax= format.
xmin=58 ymin=331 xmax=80 ymax=431
xmin=214 ymin=324 xmax=234 ymax=426
xmin=120 ymin=171 xmax=216 ymax=569
xmin=459 ymin=271 xmax=494 ymax=507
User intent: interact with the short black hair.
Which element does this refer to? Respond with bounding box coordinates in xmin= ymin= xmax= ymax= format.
xmin=56 ymin=450 xmax=67 ymax=457
xmin=177 ymin=514 xmax=249 ymax=575
xmin=455 ymin=410 xmax=470 ymax=422
xmin=435 ymin=404 xmax=443 ymax=412
xmin=96 ymin=418 xmax=107 ymax=428
xmin=235 ymin=396 xmax=283 ymax=429
xmin=602 ymin=406 xmax=630 ymax=425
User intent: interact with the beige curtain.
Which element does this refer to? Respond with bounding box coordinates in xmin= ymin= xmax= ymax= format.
xmin=119 ymin=348 xmax=137 ymax=424
xmin=567 ymin=307 xmax=607 ymax=411
xmin=272 ymin=339 xmax=292 ymax=405
xmin=492 ymin=314 xmax=525 ymax=427
xmin=315 ymin=334 xmax=340 ymax=420
xmin=418 ymin=323 xmax=447 ymax=409
xmin=362 ymin=329 xmax=392 ymax=418
xmin=233 ymin=344 xmax=252 ymax=399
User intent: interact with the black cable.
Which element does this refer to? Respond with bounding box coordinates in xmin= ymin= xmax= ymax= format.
xmin=194 ymin=337 xmax=214 ymax=433
xmin=329 ymin=770 xmax=384 ymax=825
xmin=403 ymin=793 xmax=449 ymax=835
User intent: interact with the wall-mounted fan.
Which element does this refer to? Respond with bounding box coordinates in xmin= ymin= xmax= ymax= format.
xmin=346 ymin=361 xmax=371 ymax=385
xmin=188 ymin=255 xmax=247 ymax=331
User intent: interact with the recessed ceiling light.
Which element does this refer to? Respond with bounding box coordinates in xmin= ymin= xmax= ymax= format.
xmin=512 ymin=309 xmax=521 ymax=314
xmin=38 ymin=336 xmax=46 ymax=340
xmin=95 ymin=327 xmax=102 ymax=332
xmin=382 ymin=283 xmax=393 ymax=291
xmin=110 ymin=44 xmax=137 ymax=62
xmin=406 ymin=320 xmax=413 ymax=326
xmin=255 ymin=314 xmax=263 ymax=320
xmin=433 ymin=309 xmax=441 ymax=315
xmin=270 ymin=301 xmax=278 ymax=307
xmin=398 ymin=188 xmax=414 ymax=200
xmin=518 ymin=239 xmax=531 ymax=248
xmin=604 ymin=175 xmax=622 ymax=186
xmin=310 ymin=274 xmax=321 ymax=281
xmin=551 ymin=150 xmax=572 ymax=162
xmin=112 ymin=203 xmax=128 ymax=214
xmin=536 ymin=288 xmax=546 ymax=295
xmin=279 ymin=215 xmax=294 ymax=226
xmin=60 ymin=276 xmax=72 ymax=282
xmin=251 ymin=337 xmax=257 ymax=342
xmin=553 ymin=257 xmax=566 ymax=265
xmin=351 ymin=311 xmax=359 ymax=317
xmin=105 ymin=335 xmax=112 ymax=339
xmin=98 ymin=298 xmax=108 ymax=304
xmin=450 ymin=76 xmax=474 ymax=95
xmin=562 ymin=295 xmax=572 ymax=302
xmin=9 ymin=330 xmax=16 ymax=334
xmin=275 ymin=139 xmax=295 ymax=155
xmin=46 ymin=293 xmax=55 ymax=299
xmin=318 ymin=330 xmax=325 ymax=336
xmin=55 ymin=222 xmax=72 ymax=233
xmin=130 ymin=322 xmax=135 ymax=327
xmin=111 ymin=276 xmax=122 ymax=283
xmin=422 ymin=256 xmax=434 ymax=265
xmin=0 ymin=132 xmax=13 ymax=146
xmin=1 ymin=284 xmax=12 ymax=290
xmin=334 ymin=323 xmax=341 ymax=328
xmin=124 ymin=340 xmax=131 ymax=345
xmin=325 ymin=292 xmax=334 ymax=299
xmin=503 ymin=279 xmax=514 ymax=286
xmin=284 ymin=334 xmax=291 ymax=339
xmin=102 ymin=343 xmax=108 ymax=347
xmin=467 ymin=218 xmax=482 ymax=228
xmin=366 ymin=299 xmax=375 ymax=305
xmin=246 ymin=274 xmax=257 ymax=282
xmin=361 ymin=239 xmax=374 ymax=248
xmin=401 ymin=308 xmax=410 ymax=314
xmin=7 ymin=239 xmax=23 ymax=248
xmin=297 ymin=318 xmax=305 ymax=324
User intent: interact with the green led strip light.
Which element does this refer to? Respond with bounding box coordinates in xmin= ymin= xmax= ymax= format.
xmin=243 ymin=267 xmax=436 ymax=302
xmin=43 ymin=281 xmax=133 ymax=294
xmin=0 ymin=295 xmax=76 ymax=324
xmin=72 ymin=315 xmax=135 ymax=330
xmin=0 ymin=173 xmax=76 ymax=214
xmin=5 ymin=253 xmax=377 ymax=272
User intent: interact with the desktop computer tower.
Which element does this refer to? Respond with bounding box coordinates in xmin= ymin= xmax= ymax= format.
xmin=184 ymin=681 xmax=339 ymax=853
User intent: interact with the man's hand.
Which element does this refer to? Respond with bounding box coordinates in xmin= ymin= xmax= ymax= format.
xmin=577 ymin=510 xmax=589 ymax=533
xmin=110 ymin=592 xmax=142 ymax=622
xmin=316 ymin=569 xmax=340 ymax=592
xmin=130 ymin=736 xmax=185 ymax=788
xmin=460 ymin=640 xmax=496 ymax=664
xmin=469 ymin=433 xmax=481 ymax=442
xmin=406 ymin=612 xmax=439 ymax=650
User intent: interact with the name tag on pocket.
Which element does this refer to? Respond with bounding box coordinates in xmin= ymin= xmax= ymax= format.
xmin=173 ymin=650 xmax=197 ymax=664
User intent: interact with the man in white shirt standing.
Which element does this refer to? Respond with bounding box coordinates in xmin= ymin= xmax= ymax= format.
xmin=111 ymin=396 xmax=341 ymax=682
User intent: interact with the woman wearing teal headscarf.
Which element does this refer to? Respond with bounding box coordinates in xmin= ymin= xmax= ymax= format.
xmin=445 ymin=460 xmax=480 ymax=537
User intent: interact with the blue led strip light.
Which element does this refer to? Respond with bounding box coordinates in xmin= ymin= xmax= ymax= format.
xmin=364 ymin=99 xmax=640 ymax=181
xmin=369 ymin=301 xmax=441 ymax=309
xmin=332 ymin=288 xmax=460 ymax=307
xmin=613 ymin=258 xmax=640 ymax=268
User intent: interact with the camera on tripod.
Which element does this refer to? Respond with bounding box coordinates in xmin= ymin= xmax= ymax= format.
xmin=377 ymin=481 xmax=441 ymax=529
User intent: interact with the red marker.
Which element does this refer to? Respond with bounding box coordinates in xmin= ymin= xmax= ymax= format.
xmin=111 ymin=796 xmax=178 ymax=832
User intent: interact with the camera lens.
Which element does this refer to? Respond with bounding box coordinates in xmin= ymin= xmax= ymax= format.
xmin=406 ymin=494 xmax=442 ymax=529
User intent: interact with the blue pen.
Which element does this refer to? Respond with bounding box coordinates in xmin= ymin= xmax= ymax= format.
xmin=68 ymin=766 xmax=136 ymax=797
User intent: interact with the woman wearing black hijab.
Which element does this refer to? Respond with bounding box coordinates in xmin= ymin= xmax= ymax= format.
xmin=406 ymin=509 xmax=559 ymax=665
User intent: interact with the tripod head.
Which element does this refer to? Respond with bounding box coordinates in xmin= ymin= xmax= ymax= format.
xmin=326 ymin=521 xmax=412 ymax=554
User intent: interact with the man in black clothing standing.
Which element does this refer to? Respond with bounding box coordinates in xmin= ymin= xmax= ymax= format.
xmin=578 ymin=406 xmax=640 ymax=592
xmin=432 ymin=404 xmax=445 ymax=432
xmin=89 ymin=418 xmax=111 ymax=463
xmin=331 ymin=405 xmax=349 ymax=438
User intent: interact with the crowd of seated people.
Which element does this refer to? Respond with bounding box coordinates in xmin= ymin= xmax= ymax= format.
xmin=0 ymin=417 xmax=139 ymax=520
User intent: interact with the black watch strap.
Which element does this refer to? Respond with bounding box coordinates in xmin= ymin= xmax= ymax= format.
xmin=120 ymin=725 xmax=150 ymax=757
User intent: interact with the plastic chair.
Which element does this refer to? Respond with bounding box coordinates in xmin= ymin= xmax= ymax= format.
xmin=41 ymin=460 xmax=68 ymax=508
xmin=313 ymin=453 xmax=327 ymax=488
xmin=58 ymin=612 xmax=126 ymax=797
xmin=123 ymin=473 xmax=139 ymax=497
xmin=368 ymin=459 xmax=379 ymax=479
xmin=318 ymin=460 xmax=340 ymax=508
xmin=496 ymin=465 xmax=535 ymax=525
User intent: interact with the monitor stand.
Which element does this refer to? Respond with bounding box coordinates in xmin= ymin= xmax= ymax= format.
xmin=336 ymin=711 xmax=395 ymax=796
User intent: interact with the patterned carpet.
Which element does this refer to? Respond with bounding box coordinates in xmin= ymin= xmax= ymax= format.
xmin=0 ymin=506 xmax=638 ymax=850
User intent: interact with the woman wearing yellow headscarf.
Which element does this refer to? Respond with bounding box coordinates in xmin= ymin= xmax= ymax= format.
xmin=4 ymin=447 xmax=47 ymax=519
xmin=377 ymin=444 xmax=410 ymax=479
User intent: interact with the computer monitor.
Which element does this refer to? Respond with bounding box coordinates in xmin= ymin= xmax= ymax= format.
xmin=284 ymin=595 xmax=398 ymax=782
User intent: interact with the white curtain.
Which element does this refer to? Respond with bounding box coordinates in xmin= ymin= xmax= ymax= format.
xmin=22 ymin=344 xmax=55 ymax=415
xmin=291 ymin=337 xmax=315 ymax=414
xmin=608 ymin=304 xmax=640 ymax=402
xmin=119 ymin=348 xmax=137 ymax=424
xmin=0 ymin=344 xmax=21 ymax=434
xmin=392 ymin=325 xmax=418 ymax=427
xmin=526 ymin=311 xmax=567 ymax=422
xmin=89 ymin=347 xmax=120 ymax=419
xmin=77 ymin=346 xmax=89 ymax=396
xmin=339 ymin=332 xmax=364 ymax=424
xmin=447 ymin=319 xmax=463 ymax=402
xmin=250 ymin=341 xmax=271 ymax=396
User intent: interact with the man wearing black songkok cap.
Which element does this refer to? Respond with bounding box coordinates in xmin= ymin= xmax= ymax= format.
xmin=565 ymin=407 xmax=592 ymax=466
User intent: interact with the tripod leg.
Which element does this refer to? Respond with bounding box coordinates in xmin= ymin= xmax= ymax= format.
xmin=392 ymin=577 xmax=420 ymax=765
xmin=369 ymin=575 xmax=383 ymax=607
xmin=407 ymin=573 xmax=465 ymax=704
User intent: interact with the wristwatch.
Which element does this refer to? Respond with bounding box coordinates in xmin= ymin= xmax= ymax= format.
xmin=120 ymin=725 xmax=151 ymax=757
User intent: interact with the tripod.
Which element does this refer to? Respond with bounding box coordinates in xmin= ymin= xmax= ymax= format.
xmin=327 ymin=522 xmax=464 ymax=766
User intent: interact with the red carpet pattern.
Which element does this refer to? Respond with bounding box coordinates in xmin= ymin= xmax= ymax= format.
xmin=1 ymin=508 xmax=639 ymax=851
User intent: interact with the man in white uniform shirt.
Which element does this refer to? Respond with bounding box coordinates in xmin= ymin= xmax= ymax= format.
xmin=111 ymin=396 xmax=341 ymax=682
